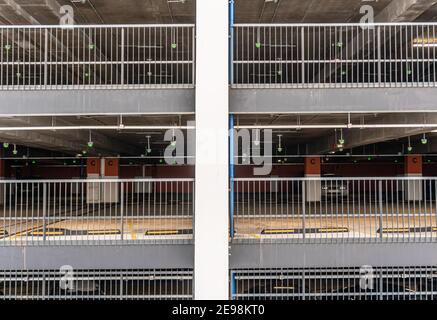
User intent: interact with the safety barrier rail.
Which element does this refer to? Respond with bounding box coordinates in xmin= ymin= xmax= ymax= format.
xmin=231 ymin=266 xmax=437 ymax=300
xmin=0 ymin=24 xmax=195 ymax=90
xmin=0 ymin=178 xmax=194 ymax=245
xmin=232 ymin=177 xmax=437 ymax=243
xmin=232 ymin=23 xmax=437 ymax=88
xmin=0 ymin=269 xmax=193 ymax=300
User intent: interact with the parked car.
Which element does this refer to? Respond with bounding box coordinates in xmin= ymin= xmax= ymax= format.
xmin=321 ymin=176 xmax=349 ymax=198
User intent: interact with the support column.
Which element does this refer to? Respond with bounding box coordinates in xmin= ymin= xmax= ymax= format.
xmin=404 ymin=155 xmax=423 ymax=201
xmin=194 ymin=0 xmax=229 ymax=300
xmin=304 ymin=156 xmax=321 ymax=202
xmin=102 ymin=158 xmax=119 ymax=203
xmin=86 ymin=158 xmax=101 ymax=204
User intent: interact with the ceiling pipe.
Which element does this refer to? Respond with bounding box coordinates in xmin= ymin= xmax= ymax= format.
xmin=0 ymin=124 xmax=436 ymax=131
xmin=234 ymin=124 xmax=437 ymax=129
xmin=0 ymin=125 xmax=195 ymax=131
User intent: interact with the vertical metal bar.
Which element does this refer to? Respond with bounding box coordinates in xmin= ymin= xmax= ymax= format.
xmin=44 ymin=28 xmax=48 ymax=88
xmin=302 ymin=180 xmax=306 ymax=240
xmin=377 ymin=26 xmax=382 ymax=86
xmin=42 ymin=182 xmax=47 ymax=243
xmin=121 ymin=28 xmax=125 ymax=86
xmin=379 ymin=180 xmax=383 ymax=239
xmin=120 ymin=181 xmax=124 ymax=242
xmin=301 ymin=27 xmax=305 ymax=85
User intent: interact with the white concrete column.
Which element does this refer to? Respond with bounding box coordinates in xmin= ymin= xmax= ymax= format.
xmin=194 ymin=0 xmax=229 ymax=300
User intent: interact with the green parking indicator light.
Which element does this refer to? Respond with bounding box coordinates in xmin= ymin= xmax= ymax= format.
xmin=171 ymin=43 xmax=177 ymax=49
xmin=88 ymin=44 xmax=95 ymax=50
xmin=421 ymin=134 xmax=428 ymax=145
xmin=4 ymin=44 xmax=11 ymax=51
xmin=255 ymin=42 xmax=261 ymax=49
xmin=3 ymin=143 xmax=9 ymax=149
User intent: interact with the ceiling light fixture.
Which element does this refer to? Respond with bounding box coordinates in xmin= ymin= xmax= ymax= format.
xmin=277 ymin=134 xmax=283 ymax=153
xmin=421 ymin=133 xmax=428 ymax=145
xmin=146 ymin=136 xmax=152 ymax=153
xmin=87 ymin=130 xmax=94 ymax=148
xmin=407 ymin=136 xmax=413 ymax=152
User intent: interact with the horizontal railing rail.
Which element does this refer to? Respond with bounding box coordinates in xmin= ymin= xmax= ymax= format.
xmin=0 ymin=178 xmax=194 ymax=246
xmin=232 ymin=23 xmax=437 ymax=88
xmin=232 ymin=177 xmax=437 ymax=243
xmin=0 ymin=24 xmax=195 ymax=90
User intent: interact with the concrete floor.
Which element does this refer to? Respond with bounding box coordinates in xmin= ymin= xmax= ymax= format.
xmin=0 ymin=199 xmax=434 ymax=242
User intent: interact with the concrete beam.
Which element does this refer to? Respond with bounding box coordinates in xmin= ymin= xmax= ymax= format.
xmin=0 ymin=118 xmax=140 ymax=155
xmin=0 ymin=89 xmax=195 ymax=116
xmin=0 ymin=244 xmax=194 ymax=270
xmin=230 ymin=242 xmax=437 ymax=269
xmin=307 ymin=113 xmax=437 ymax=154
xmin=230 ymin=88 xmax=437 ymax=114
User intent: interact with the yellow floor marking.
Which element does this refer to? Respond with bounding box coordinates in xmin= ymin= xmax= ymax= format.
xmin=128 ymin=221 xmax=137 ymax=240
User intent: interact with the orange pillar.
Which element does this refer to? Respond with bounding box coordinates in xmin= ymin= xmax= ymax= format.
xmin=405 ymin=155 xmax=422 ymax=176
xmin=304 ymin=156 xmax=321 ymax=202
xmin=86 ymin=158 xmax=101 ymax=177
xmin=103 ymin=158 xmax=119 ymax=177
xmin=304 ymin=156 xmax=321 ymax=177
xmin=404 ymin=155 xmax=423 ymax=201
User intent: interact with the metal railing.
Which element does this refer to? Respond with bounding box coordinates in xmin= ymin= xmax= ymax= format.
xmin=0 ymin=269 xmax=193 ymax=300
xmin=231 ymin=266 xmax=437 ymax=300
xmin=232 ymin=23 xmax=437 ymax=88
xmin=0 ymin=178 xmax=194 ymax=245
xmin=0 ymin=24 xmax=195 ymax=90
xmin=232 ymin=177 xmax=437 ymax=243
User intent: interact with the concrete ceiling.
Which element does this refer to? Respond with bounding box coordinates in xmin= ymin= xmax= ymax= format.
xmin=2 ymin=113 xmax=437 ymax=157
xmin=1 ymin=0 xmax=437 ymax=25
xmin=0 ymin=114 xmax=194 ymax=156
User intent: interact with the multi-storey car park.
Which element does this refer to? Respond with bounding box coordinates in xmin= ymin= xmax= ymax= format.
xmin=0 ymin=0 xmax=437 ymax=300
